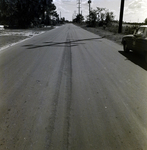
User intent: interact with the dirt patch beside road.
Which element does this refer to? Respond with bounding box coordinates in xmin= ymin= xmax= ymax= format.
xmin=0 ymin=35 xmax=28 ymax=50
xmin=0 ymin=26 xmax=54 ymax=51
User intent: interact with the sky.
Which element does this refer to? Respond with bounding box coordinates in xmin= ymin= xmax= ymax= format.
xmin=54 ymin=0 xmax=147 ymax=23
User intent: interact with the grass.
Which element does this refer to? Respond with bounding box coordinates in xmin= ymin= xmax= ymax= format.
xmin=78 ymin=23 xmax=140 ymax=44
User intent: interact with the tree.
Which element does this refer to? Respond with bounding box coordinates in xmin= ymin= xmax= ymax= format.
xmin=0 ymin=0 xmax=58 ymax=28
xmin=86 ymin=9 xmax=97 ymax=27
xmin=59 ymin=17 xmax=65 ymax=24
xmin=73 ymin=14 xmax=84 ymax=23
xmin=145 ymin=18 xmax=147 ymax=25
xmin=105 ymin=11 xmax=114 ymax=26
xmin=42 ymin=2 xmax=57 ymax=25
xmin=0 ymin=0 xmax=17 ymax=25
xmin=15 ymin=0 xmax=39 ymax=28
xmin=96 ymin=7 xmax=106 ymax=23
xmin=86 ymin=7 xmax=115 ymax=27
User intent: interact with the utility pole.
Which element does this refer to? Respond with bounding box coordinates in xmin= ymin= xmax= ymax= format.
xmin=88 ymin=0 xmax=91 ymax=16
xmin=77 ymin=0 xmax=81 ymax=15
xmin=118 ymin=0 xmax=125 ymax=33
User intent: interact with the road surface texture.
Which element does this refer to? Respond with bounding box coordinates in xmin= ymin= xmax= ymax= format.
xmin=0 ymin=24 xmax=147 ymax=150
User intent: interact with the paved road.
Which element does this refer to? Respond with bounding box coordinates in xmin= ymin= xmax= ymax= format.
xmin=0 ymin=24 xmax=147 ymax=150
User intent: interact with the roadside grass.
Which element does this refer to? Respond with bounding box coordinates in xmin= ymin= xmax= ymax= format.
xmin=81 ymin=25 xmax=124 ymax=44
xmin=107 ymin=24 xmax=138 ymax=34
xmin=78 ymin=23 xmax=139 ymax=45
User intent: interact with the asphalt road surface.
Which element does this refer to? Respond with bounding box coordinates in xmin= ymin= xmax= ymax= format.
xmin=0 ymin=24 xmax=147 ymax=150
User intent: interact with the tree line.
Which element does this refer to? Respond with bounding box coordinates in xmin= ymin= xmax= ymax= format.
xmin=73 ymin=7 xmax=114 ymax=27
xmin=0 ymin=0 xmax=59 ymax=28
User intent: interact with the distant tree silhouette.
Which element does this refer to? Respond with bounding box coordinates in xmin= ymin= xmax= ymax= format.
xmin=86 ymin=7 xmax=114 ymax=27
xmin=73 ymin=14 xmax=84 ymax=23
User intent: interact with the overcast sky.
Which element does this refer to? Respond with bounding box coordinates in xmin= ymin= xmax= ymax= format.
xmin=54 ymin=0 xmax=147 ymax=23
